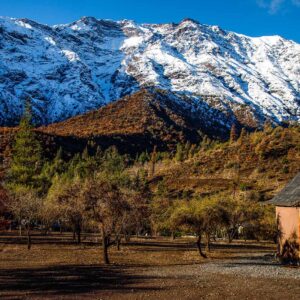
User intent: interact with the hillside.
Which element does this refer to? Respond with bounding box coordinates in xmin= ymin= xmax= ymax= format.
xmin=0 ymin=16 xmax=299 ymax=128
xmin=39 ymin=89 xmax=232 ymax=151
xmin=40 ymin=89 xmax=199 ymax=137
xmin=146 ymin=125 xmax=300 ymax=202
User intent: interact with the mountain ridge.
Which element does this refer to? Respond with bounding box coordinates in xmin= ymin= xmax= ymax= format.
xmin=0 ymin=16 xmax=299 ymax=128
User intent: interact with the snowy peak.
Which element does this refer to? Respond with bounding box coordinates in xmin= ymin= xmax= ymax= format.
xmin=0 ymin=16 xmax=299 ymax=128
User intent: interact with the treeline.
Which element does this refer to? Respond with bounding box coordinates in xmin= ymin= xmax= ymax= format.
xmin=1 ymin=111 xmax=294 ymax=264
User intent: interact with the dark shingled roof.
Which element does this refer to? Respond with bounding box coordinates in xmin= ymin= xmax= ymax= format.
xmin=268 ymin=173 xmax=300 ymax=207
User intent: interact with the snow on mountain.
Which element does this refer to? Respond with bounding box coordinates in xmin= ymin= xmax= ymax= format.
xmin=0 ymin=16 xmax=299 ymax=127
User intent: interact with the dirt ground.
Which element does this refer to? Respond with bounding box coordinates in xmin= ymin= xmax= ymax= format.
xmin=0 ymin=232 xmax=299 ymax=300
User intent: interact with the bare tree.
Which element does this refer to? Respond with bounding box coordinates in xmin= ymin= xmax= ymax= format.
xmin=83 ymin=178 xmax=131 ymax=264
xmin=47 ymin=178 xmax=86 ymax=244
xmin=217 ymin=197 xmax=248 ymax=243
xmin=8 ymin=189 xmax=41 ymax=249
xmin=121 ymin=189 xmax=150 ymax=241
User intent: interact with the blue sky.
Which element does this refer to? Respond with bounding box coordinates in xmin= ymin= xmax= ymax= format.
xmin=0 ymin=0 xmax=299 ymax=42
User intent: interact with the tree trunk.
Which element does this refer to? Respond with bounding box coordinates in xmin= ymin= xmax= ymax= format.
xmin=72 ymin=227 xmax=76 ymax=241
xmin=101 ymin=225 xmax=109 ymax=264
xmin=124 ymin=233 xmax=131 ymax=243
xmin=42 ymin=224 xmax=49 ymax=236
xmin=206 ymin=233 xmax=211 ymax=252
xmin=227 ymin=229 xmax=234 ymax=243
xmin=19 ymin=224 xmax=22 ymax=236
xmin=26 ymin=226 xmax=31 ymax=250
xmin=76 ymin=226 xmax=81 ymax=244
xmin=136 ymin=226 xmax=140 ymax=238
xmin=116 ymin=235 xmax=121 ymax=251
xmin=59 ymin=220 xmax=63 ymax=235
xmin=171 ymin=231 xmax=175 ymax=241
xmin=196 ymin=234 xmax=207 ymax=258
xmin=150 ymin=226 xmax=157 ymax=238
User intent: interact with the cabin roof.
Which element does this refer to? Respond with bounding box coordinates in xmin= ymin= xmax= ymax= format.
xmin=269 ymin=173 xmax=300 ymax=207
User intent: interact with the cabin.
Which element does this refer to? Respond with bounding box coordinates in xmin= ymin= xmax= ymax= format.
xmin=269 ymin=173 xmax=300 ymax=263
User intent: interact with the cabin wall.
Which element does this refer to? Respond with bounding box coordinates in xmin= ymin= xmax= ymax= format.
xmin=276 ymin=206 xmax=300 ymax=257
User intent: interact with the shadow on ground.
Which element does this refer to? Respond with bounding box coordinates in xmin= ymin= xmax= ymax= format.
xmin=0 ymin=264 xmax=162 ymax=297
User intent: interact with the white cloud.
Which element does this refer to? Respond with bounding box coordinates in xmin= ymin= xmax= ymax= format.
xmin=257 ymin=0 xmax=300 ymax=14
xmin=270 ymin=0 xmax=285 ymax=13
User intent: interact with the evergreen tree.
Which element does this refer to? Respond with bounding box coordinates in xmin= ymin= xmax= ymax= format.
xmin=42 ymin=147 xmax=66 ymax=179
xmin=40 ymin=147 xmax=67 ymax=191
xmin=138 ymin=151 xmax=150 ymax=164
xmin=102 ymin=146 xmax=125 ymax=175
xmin=131 ymin=168 xmax=148 ymax=192
xmin=75 ymin=147 xmax=96 ymax=178
xmin=66 ymin=153 xmax=81 ymax=179
xmin=65 ymin=148 xmax=98 ymax=180
xmin=184 ymin=141 xmax=191 ymax=160
xmin=175 ymin=143 xmax=184 ymax=162
xmin=188 ymin=144 xmax=196 ymax=159
xmin=7 ymin=108 xmax=43 ymax=192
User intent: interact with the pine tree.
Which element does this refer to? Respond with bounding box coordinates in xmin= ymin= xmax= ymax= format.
xmin=42 ymin=147 xmax=66 ymax=181
xmin=67 ymin=147 xmax=97 ymax=179
xmin=187 ymin=144 xmax=195 ymax=159
xmin=52 ymin=147 xmax=65 ymax=174
xmin=175 ymin=143 xmax=184 ymax=162
xmin=78 ymin=147 xmax=97 ymax=178
xmin=7 ymin=108 xmax=43 ymax=191
xmin=184 ymin=141 xmax=191 ymax=160
xmin=138 ymin=151 xmax=150 ymax=164
xmin=95 ymin=146 xmax=104 ymax=165
xmin=102 ymin=146 xmax=125 ymax=175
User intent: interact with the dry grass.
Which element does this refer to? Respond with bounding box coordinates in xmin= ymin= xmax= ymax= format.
xmin=0 ymin=232 xmax=222 ymax=268
xmin=148 ymin=126 xmax=300 ymax=200
xmin=0 ymin=231 xmax=282 ymax=300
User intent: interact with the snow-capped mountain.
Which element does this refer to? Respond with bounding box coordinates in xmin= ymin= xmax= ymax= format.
xmin=0 ymin=16 xmax=299 ymax=127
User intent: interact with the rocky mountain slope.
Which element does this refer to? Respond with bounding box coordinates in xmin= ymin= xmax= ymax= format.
xmin=0 ymin=16 xmax=299 ymax=128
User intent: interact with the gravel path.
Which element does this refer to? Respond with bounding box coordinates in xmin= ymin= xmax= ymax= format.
xmin=141 ymin=253 xmax=300 ymax=280
xmin=199 ymin=255 xmax=300 ymax=279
